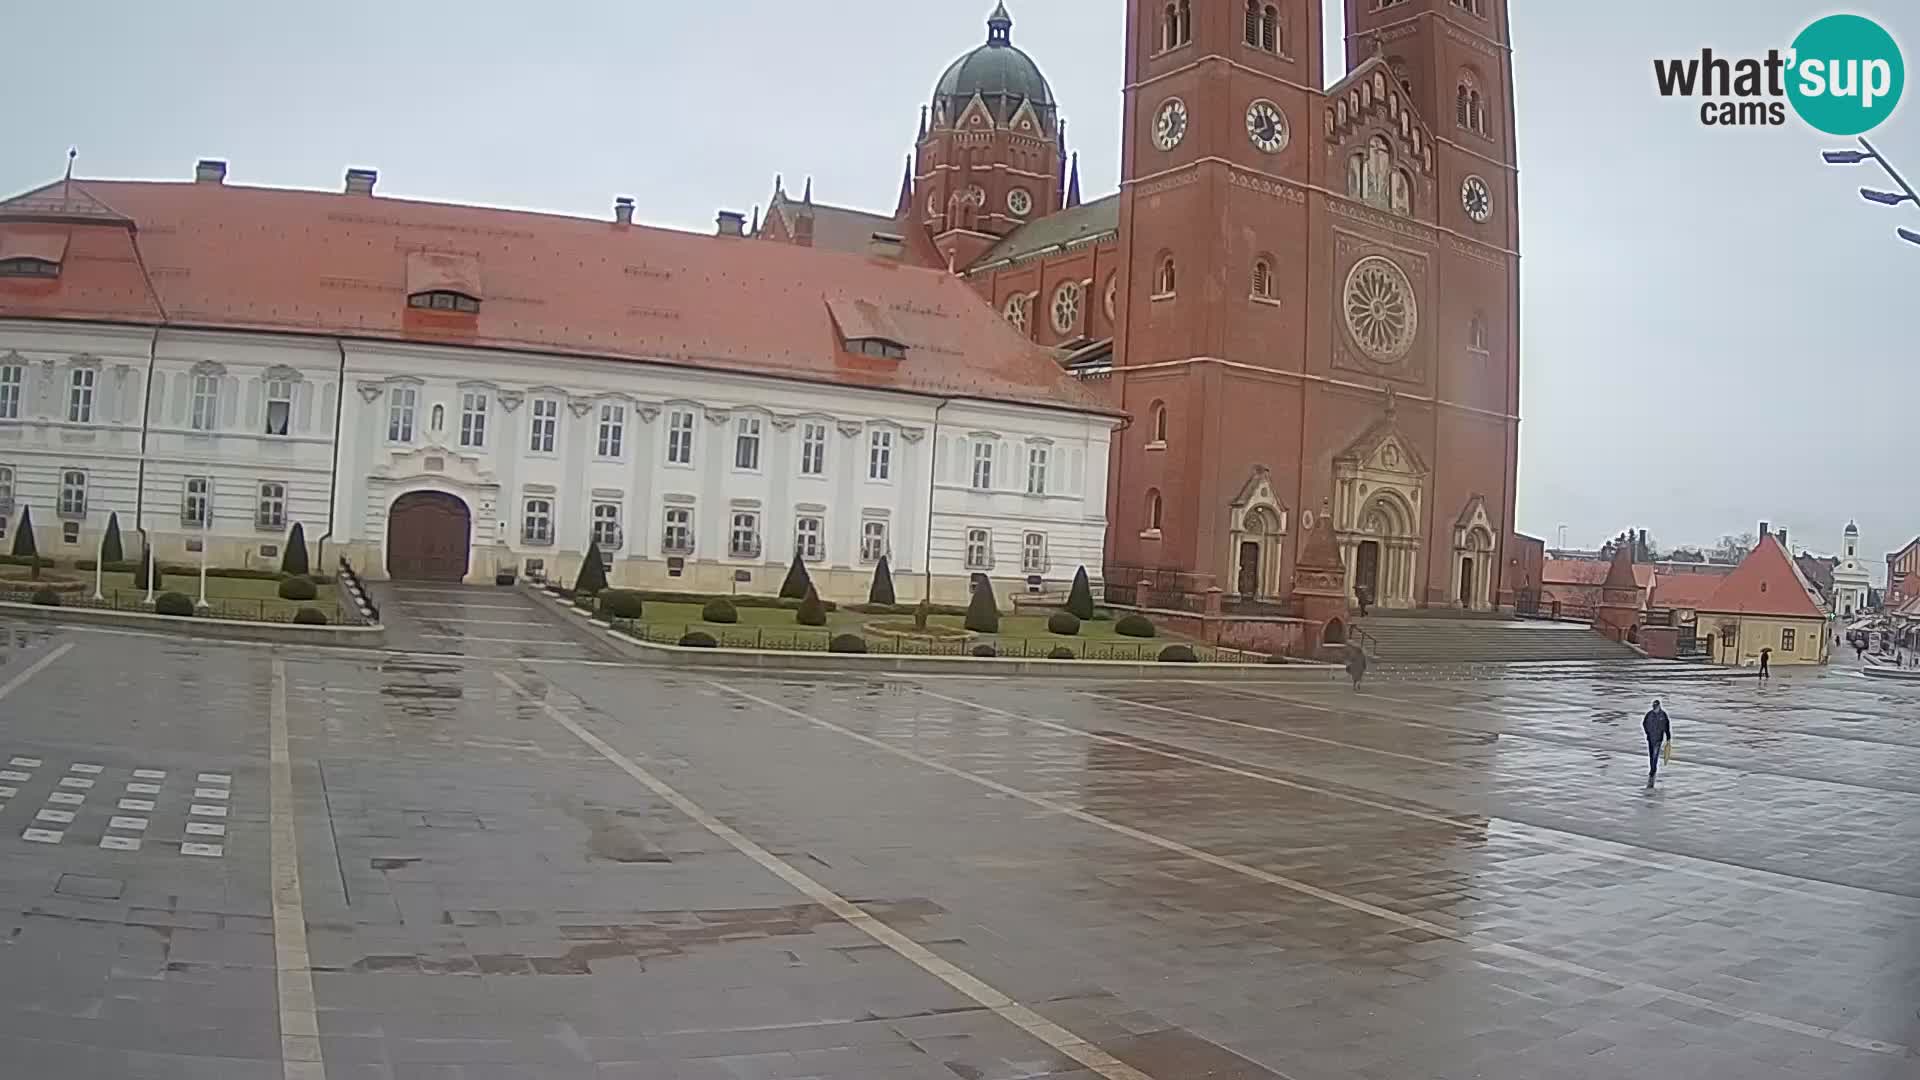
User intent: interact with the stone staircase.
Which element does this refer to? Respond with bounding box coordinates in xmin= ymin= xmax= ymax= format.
xmin=1353 ymin=616 xmax=1641 ymax=666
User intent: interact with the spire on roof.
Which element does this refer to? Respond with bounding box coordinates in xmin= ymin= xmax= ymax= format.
xmin=987 ymin=2 xmax=1012 ymax=46
xmin=919 ymin=105 xmax=929 ymax=141
xmin=774 ymin=173 xmax=784 ymax=198
xmin=750 ymin=205 xmax=761 ymax=235
xmin=1065 ymin=153 xmax=1081 ymax=209
xmin=895 ymin=156 xmax=914 ymax=217
xmin=802 ymin=177 xmax=812 ymax=205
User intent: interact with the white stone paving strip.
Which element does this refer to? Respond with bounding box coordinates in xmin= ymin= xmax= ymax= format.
xmin=4 ymin=647 xmax=71 ymax=835
xmin=22 ymin=829 xmax=63 ymax=844
xmin=268 ymin=659 xmax=323 ymax=1080
xmin=47 ymin=792 xmax=84 ymax=806
xmin=0 ymin=786 xmax=16 ymax=799
xmin=132 ymin=769 xmax=167 ymax=780
xmin=191 ymin=804 xmax=229 ymax=818
xmin=0 ymin=771 xmax=30 ymax=783
xmin=182 ymin=843 xmax=224 ymax=857
xmin=34 ymin=809 xmax=74 ymax=825
xmin=198 ymin=773 xmax=231 ymax=785
xmin=8 ymin=757 xmax=41 ymax=768
xmin=100 ymin=836 xmax=141 ymax=852
xmin=496 ymin=671 xmax=1153 ymax=1080
xmin=109 ymin=817 xmax=149 ymax=831
xmin=57 ymin=777 xmax=95 ymax=790
xmin=719 ymin=680 xmax=1913 ymax=1061
xmin=118 ymin=798 xmax=156 ymax=812
xmin=68 ymin=763 xmax=103 ymax=775
xmin=194 ymin=787 xmax=231 ymax=800
xmin=186 ymin=822 xmax=227 ymax=837
xmin=126 ymin=783 xmax=161 ymax=795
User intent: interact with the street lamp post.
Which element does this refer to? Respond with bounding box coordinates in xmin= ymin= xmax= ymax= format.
xmin=197 ymin=481 xmax=211 ymax=611
xmin=92 ymin=525 xmax=104 ymax=601
xmin=143 ymin=539 xmax=157 ymax=605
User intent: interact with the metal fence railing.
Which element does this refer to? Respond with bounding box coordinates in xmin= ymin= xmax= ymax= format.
xmin=0 ymin=584 xmax=330 ymax=625
xmin=602 ymin=618 xmax=1248 ymax=663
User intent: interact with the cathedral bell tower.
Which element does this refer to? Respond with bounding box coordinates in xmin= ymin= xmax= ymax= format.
xmin=915 ymin=4 xmax=1063 ymax=270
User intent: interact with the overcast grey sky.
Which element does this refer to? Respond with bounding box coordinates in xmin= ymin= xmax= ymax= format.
xmin=4 ymin=1 xmax=1914 ymax=568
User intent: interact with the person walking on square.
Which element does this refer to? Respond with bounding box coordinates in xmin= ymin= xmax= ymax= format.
xmin=1345 ymin=641 xmax=1368 ymax=689
xmin=1758 ymin=647 xmax=1771 ymax=682
xmin=1643 ymin=699 xmax=1671 ymax=788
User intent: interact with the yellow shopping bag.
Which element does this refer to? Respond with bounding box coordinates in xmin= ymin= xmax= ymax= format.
xmin=1662 ymin=739 xmax=1672 ymax=763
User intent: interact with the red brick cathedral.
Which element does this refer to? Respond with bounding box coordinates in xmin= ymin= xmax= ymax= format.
xmin=754 ymin=0 xmax=1520 ymax=614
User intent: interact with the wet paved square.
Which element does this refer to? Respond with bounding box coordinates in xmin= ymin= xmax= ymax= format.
xmin=0 ymin=618 xmax=1915 ymax=1078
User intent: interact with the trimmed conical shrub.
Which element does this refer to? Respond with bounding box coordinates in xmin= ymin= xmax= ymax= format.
xmin=796 ymin=584 xmax=827 ymax=627
xmin=12 ymin=506 xmax=38 ymax=581
xmin=1067 ymin=566 xmax=1094 ymax=620
xmin=281 ymin=522 xmax=310 ymax=577
xmin=964 ymin=578 xmax=1000 ymax=634
xmin=574 ymin=542 xmax=608 ymax=595
xmin=868 ymin=555 xmax=896 ymax=606
xmin=779 ymin=551 xmax=812 ymax=600
xmin=101 ymin=512 xmax=125 ymax=565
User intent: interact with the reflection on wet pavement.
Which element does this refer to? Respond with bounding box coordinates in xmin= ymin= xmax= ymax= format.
xmin=1 ymin=620 xmax=1916 ymax=1079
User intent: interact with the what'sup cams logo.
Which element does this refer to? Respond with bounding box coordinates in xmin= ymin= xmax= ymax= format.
xmin=1656 ymin=14 xmax=1918 ymax=250
xmin=1654 ymin=14 xmax=1903 ymax=133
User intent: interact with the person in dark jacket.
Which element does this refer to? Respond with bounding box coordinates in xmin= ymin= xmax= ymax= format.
xmin=1345 ymin=642 xmax=1368 ymax=689
xmin=1643 ymin=699 xmax=1671 ymax=788
xmin=1758 ymin=647 xmax=1771 ymax=681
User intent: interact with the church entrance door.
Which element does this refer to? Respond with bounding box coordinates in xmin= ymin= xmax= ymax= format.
xmin=1356 ymin=541 xmax=1382 ymax=602
xmin=1458 ymin=557 xmax=1475 ymax=606
xmin=1238 ymin=541 xmax=1261 ymax=596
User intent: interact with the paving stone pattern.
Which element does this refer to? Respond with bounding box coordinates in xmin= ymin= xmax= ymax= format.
xmin=0 ymin=619 xmax=1915 ymax=1078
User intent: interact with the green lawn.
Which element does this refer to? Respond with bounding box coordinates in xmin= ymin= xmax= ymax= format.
xmin=1 ymin=567 xmax=339 ymax=621
xmin=606 ymin=600 xmax=1224 ymax=660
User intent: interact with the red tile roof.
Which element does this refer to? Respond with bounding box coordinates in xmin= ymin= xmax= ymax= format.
xmin=1699 ymin=534 xmax=1829 ymax=620
xmin=1542 ymin=558 xmax=1653 ymax=590
xmin=0 ymin=178 xmax=1111 ymax=415
xmin=1650 ymin=572 xmax=1723 ymax=610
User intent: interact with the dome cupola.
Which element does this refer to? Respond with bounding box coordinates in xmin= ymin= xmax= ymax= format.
xmin=931 ymin=4 xmax=1057 ymax=129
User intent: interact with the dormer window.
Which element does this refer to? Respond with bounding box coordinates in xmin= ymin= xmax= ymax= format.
xmin=847 ymin=337 xmax=907 ymax=360
xmin=0 ymin=257 xmax=59 ymax=279
xmin=407 ymin=290 xmax=479 ymax=313
xmin=826 ymin=298 xmax=909 ymax=360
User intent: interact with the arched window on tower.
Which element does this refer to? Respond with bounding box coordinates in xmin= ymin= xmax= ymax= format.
xmin=1146 ymin=489 xmax=1165 ymax=533
xmin=1262 ymin=6 xmax=1280 ymax=53
xmin=1469 ymin=312 xmax=1489 ymax=353
xmin=1365 ymin=136 xmax=1392 ymax=206
xmin=1457 ymin=71 xmax=1489 ymax=135
xmin=1390 ymin=169 xmax=1412 ymax=216
xmin=1154 ymin=254 xmax=1177 ymax=297
xmin=1149 ymin=401 xmax=1168 ymax=445
xmin=1244 ymin=0 xmax=1260 ymax=46
xmin=1177 ymin=0 xmax=1192 ymax=46
xmin=1251 ymin=258 xmax=1274 ymax=300
xmin=1162 ymin=3 xmax=1179 ymax=51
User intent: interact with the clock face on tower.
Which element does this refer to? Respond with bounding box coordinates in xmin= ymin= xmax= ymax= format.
xmin=1153 ymin=98 xmax=1188 ymax=151
xmin=1461 ymin=176 xmax=1493 ymax=223
xmin=1246 ymin=100 xmax=1289 ymax=154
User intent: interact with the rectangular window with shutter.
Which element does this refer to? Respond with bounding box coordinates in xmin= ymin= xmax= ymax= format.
xmin=663 ymin=506 xmax=694 ymax=554
xmin=265 ymin=379 xmax=293 ymax=435
xmin=0 ymin=364 xmax=20 ymax=420
xmin=256 ymin=481 xmax=286 ymax=530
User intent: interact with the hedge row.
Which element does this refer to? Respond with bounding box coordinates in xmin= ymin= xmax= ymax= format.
xmin=559 ymin=587 xmax=837 ymax=613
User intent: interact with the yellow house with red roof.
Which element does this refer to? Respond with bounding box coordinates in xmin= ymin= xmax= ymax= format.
xmin=1698 ymin=527 xmax=1831 ymax=667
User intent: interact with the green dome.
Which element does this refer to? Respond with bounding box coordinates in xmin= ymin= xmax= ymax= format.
xmin=932 ymin=4 xmax=1057 ymax=126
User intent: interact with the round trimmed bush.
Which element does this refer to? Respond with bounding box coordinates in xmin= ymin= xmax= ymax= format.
xmin=702 ymin=598 xmax=739 ymax=624
xmin=277 ymin=576 xmax=318 ymax=602
xmin=678 ymin=631 xmax=718 ymax=648
xmin=829 ymin=633 xmax=868 ymax=654
xmin=971 ymin=643 xmax=998 ymax=658
xmin=1048 ymin=646 xmax=1075 ymax=660
xmin=1157 ymin=644 xmax=1199 ymax=663
xmin=598 ymin=589 xmax=645 ymax=619
xmin=154 ymin=592 xmax=197 ymax=618
xmin=292 ymin=606 xmax=330 ymax=626
xmin=1046 ymin=611 xmax=1081 ymax=636
xmin=30 ymin=588 xmax=60 ymax=607
xmin=1114 ymin=613 xmax=1157 ymax=638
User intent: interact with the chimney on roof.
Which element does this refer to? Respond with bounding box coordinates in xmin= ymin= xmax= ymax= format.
xmin=194 ymin=159 xmax=228 ymax=185
xmin=868 ymin=232 xmax=905 ymax=261
xmin=344 ymin=168 xmax=378 ymax=196
xmin=614 ymin=196 xmax=635 ymax=226
xmin=716 ymin=210 xmax=746 ymax=237
xmin=1759 ymin=522 xmax=1770 ymax=546
xmin=1778 ymin=528 xmax=1788 ymax=548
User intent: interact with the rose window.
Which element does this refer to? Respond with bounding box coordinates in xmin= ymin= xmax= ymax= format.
xmin=1005 ymin=294 xmax=1029 ymax=332
xmin=1052 ymin=282 xmax=1084 ymax=335
xmin=1343 ymin=256 xmax=1418 ymax=361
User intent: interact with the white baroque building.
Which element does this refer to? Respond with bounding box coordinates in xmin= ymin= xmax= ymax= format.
xmin=0 ymin=165 xmax=1118 ymax=603
xmin=1832 ymin=521 xmax=1873 ymax=619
